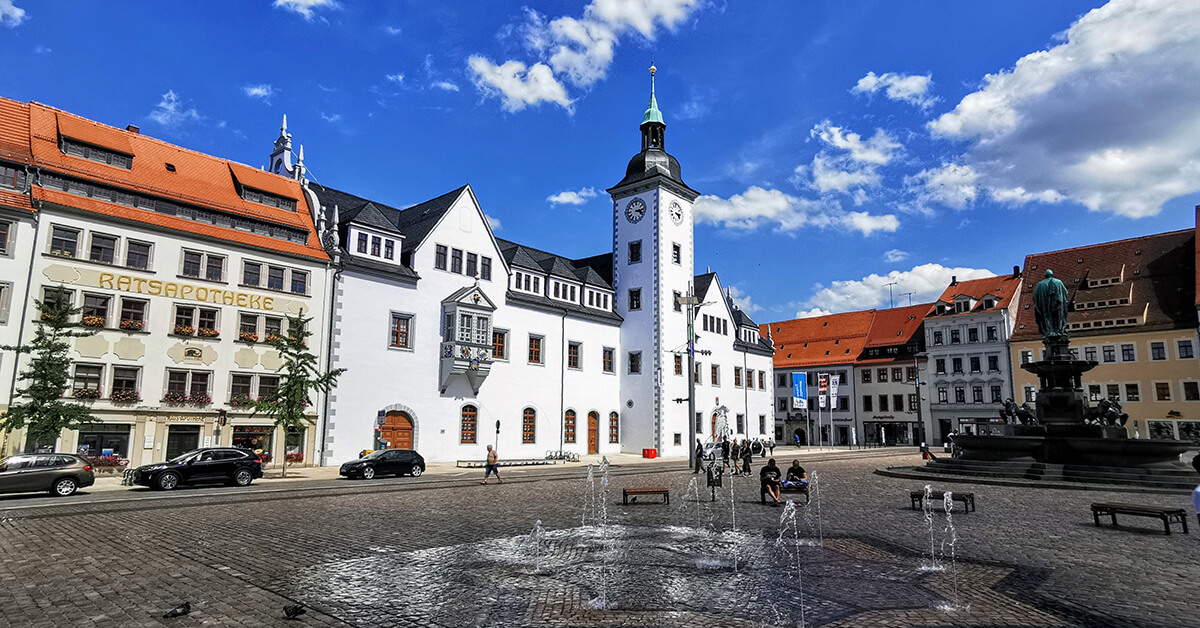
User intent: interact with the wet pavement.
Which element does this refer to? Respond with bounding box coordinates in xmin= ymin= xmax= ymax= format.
xmin=0 ymin=450 xmax=1196 ymax=627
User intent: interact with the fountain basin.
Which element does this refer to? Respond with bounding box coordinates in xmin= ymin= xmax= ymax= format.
xmin=953 ymin=435 xmax=1042 ymax=462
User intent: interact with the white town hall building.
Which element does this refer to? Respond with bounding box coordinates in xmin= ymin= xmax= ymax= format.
xmin=285 ymin=71 xmax=775 ymax=465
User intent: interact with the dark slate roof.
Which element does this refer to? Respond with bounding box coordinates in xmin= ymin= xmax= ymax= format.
xmin=693 ymin=272 xmax=716 ymax=301
xmin=732 ymin=307 xmax=759 ymax=329
xmin=505 ymin=291 xmax=624 ymax=325
xmin=576 ymin=253 xmax=614 ymax=286
xmin=496 ymin=238 xmax=614 ymax=291
xmin=309 ymin=182 xmax=468 ymax=249
xmin=734 ymin=336 xmax=775 ymax=357
xmin=342 ymin=254 xmax=420 ymax=282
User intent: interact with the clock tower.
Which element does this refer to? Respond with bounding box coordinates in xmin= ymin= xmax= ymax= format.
xmin=607 ymin=65 xmax=700 ymax=457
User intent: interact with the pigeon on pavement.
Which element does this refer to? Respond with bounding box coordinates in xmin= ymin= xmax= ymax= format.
xmin=162 ymin=601 xmax=191 ymax=618
xmin=283 ymin=604 xmax=307 ymax=620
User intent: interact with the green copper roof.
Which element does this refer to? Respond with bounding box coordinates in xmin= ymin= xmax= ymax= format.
xmin=642 ymin=91 xmax=664 ymax=125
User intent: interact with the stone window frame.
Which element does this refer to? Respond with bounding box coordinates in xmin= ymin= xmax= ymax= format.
xmin=388 ymin=311 xmax=415 ymax=351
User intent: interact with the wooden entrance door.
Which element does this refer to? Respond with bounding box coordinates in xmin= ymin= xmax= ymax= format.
xmin=587 ymin=412 xmax=599 ymax=454
xmin=711 ymin=413 xmax=719 ymax=439
xmin=381 ymin=412 xmax=414 ymax=449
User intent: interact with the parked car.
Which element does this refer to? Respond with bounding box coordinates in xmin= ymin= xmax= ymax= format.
xmin=340 ymin=449 xmax=425 ymax=479
xmin=0 ymin=453 xmax=95 ymax=497
xmin=130 ymin=447 xmax=263 ymax=490
xmin=701 ymin=442 xmax=723 ymax=460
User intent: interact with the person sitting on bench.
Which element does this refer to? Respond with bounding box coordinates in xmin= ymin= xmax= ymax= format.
xmin=760 ymin=458 xmax=783 ymax=506
xmin=782 ymin=460 xmax=807 ymax=488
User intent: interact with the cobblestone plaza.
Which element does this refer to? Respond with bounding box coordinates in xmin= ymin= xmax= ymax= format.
xmin=0 ymin=452 xmax=1196 ymax=627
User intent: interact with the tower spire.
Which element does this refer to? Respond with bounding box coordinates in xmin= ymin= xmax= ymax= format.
xmin=640 ymin=63 xmax=665 ymax=151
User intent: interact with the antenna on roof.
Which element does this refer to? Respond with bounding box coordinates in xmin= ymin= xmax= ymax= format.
xmin=883 ymin=281 xmax=898 ymax=308
xmin=900 ymin=291 xmax=915 ymax=306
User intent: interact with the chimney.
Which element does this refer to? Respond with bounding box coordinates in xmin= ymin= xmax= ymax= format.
xmin=1012 ymin=265 xmax=1021 ymax=278
xmin=125 ymin=125 xmax=140 ymax=134
xmin=950 ymin=275 xmax=957 ymax=286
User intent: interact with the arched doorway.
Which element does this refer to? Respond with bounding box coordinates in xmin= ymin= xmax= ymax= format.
xmin=381 ymin=411 xmax=414 ymax=449
xmin=793 ymin=428 xmax=807 ymax=446
xmin=587 ymin=411 xmax=599 ymax=454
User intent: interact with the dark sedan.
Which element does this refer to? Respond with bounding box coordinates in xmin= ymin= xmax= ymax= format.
xmin=340 ymin=449 xmax=425 ymax=479
xmin=130 ymin=447 xmax=263 ymax=490
xmin=0 ymin=453 xmax=95 ymax=497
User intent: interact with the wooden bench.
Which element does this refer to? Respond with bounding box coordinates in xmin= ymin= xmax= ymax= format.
xmin=910 ymin=490 xmax=975 ymax=513
xmin=623 ymin=487 xmax=669 ymax=505
xmin=761 ymin=482 xmax=810 ymax=504
xmin=1091 ymin=502 xmax=1189 ymax=535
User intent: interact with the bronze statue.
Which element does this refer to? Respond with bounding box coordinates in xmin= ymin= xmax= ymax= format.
xmin=1032 ymin=269 xmax=1069 ymax=340
xmin=1085 ymin=398 xmax=1129 ymax=427
xmin=998 ymin=398 xmax=1039 ymax=425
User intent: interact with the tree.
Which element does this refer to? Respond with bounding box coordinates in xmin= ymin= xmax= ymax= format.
xmin=1 ymin=296 xmax=98 ymax=451
xmin=250 ymin=313 xmax=344 ymax=477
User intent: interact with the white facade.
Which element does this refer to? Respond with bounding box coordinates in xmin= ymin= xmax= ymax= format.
xmin=0 ymin=195 xmax=36 ymax=418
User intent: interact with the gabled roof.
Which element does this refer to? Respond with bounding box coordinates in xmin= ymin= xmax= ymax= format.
xmin=1011 ymin=229 xmax=1196 ymax=341
xmin=345 ymin=202 xmax=402 ymax=234
xmin=763 ymin=310 xmax=876 ymax=369
xmin=496 ymin=238 xmax=614 ymax=291
xmin=930 ymin=273 xmax=1022 ymax=316
xmin=863 ymin=303 xmax=932 ymax=348
xmin=693 ymin=273 xmax=716 ymax=301
xmin=2 ymin=98 xmax=327 ymax=260
xmin=310 ymin=182 xmax=467 ymax=249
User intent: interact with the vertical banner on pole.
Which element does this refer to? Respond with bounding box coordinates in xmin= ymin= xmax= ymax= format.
xmin=791 ymin=373 xmax=808 ymax=410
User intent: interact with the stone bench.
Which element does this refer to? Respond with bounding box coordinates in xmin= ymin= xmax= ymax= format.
xmin=1091 ymin=502 xmax=1189 ymax=535
xmin=623 ymin=487 xmax=669 ymax=505
xmin=910 ymin=490 xmax=975 ymax=513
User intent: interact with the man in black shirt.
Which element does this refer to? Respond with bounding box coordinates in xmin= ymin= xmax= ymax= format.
xmin=760 ymin=458 xmax=782 ymax=506
xmin=783 ymin=460 xmax=807 ymax=488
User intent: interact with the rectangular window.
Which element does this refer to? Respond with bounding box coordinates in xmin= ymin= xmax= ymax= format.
xmin=205 ymin=255 xmax=224 ymax=281
xmin=357 ymin=233 xmax=368 ymax=253
xmin=861 ymin=370 xmax=871 ymax=383
xmin=435 ymin=245 xmax=448 ymax=270
xmin=909 ymin=393 xmax=920 ymax=410
xmin=492 ymin=330 xmax=507 ymax=360
xmin=933 ymin=330 xmax=943 ymax=345
xmin=0 ymin=165 xmax=21 ymax=190
xmin=759 ymin=371 xmax=765 ymax=390
xmin=480 ymin=256 xmax=492 ymax=281
xmin=987 ymin=355 xmax=999 ymax=372
xmin=734 ymin=367 xmax=742 ymax=387
xmin=672 ymin=243 xmax=681 ymax=265
xmin=450 ymin=248 xmax=463 ymax=274
xmin=242 ymin=262 xmax=261 ymax=286
xmin=1184 ymin=381 xmax=1199 ymax=401
xmin=111 ymin=366 xmax=139 ymax=395
xmin=878 ymin=395 xmax=889 ymax=412
xmin=972 ymin=386 xmax=984 ymax=403
xmin=711 ymin=365 xmax=720 ymax=386
xmin=1102 ymin=346 xmax=1116 ymax=363
xmin=877 ymin=368 xmax=887 ymax=382
xmin=1126 ymin=383 xmax=1140 ymax=402
xmin=89 ymin=234 xmax=117 ymax=264
xmin=119 ymin=298 xmax=146 ymax=326
xmin=968 ymin=327 xmax=979 ymax=343
xmin=629 ymin=351 xmax=642 ymax=374
xmin=197 ymin=308 xmax=217 ymax=332
xmin=290 ymin=270 xmax=308 ymax=295
xmin=1150 ymin=342 xmax=1166 ymax=361
xmin=1121 ymin=344 xmax=1136 ymax=362
xmin=82 ymin=294 xmax=110 ymax=325
xmin=1107 ymin=384 xmax=1120 ymax=401
xmin=950 ymin=329 xmax=961 ymax=344
xmin=239 ymin=313 xmax=258 ymax=335
xmin=892 ymin=367 xmax=903 ymax=382
xmin=986 ymin=326 xmax=998 ymax=342
xmin=528 ymin=335 xmax=543 ymax=364
xmin=264 ymin=316 xmax=282 ymax=338
xmin=568 ymin=342 xmax=581 ymax=369
xmin=604 ymin=347 xmax=615 ymax=373
xmin=181 ymin=252 xmax=202 ymax=278
xmin=991 ymin=385 xmax=1003 ymax=403
xmin=1178 ymin=340 xmax=1194 ymax=359
xmin=629 ymin=288 xmax=642 ymax=310
xmin=862 ymin=395 xmax=873 ymax=412
xmin=935 ymin=359 xmax=946 ymax=374
xmin=0 ymin=221 xmax=10 ymax=256
xmin=267 ymin=266 xmax=285 ymax=290
xmin=893 ymin=394 xmax=904 ymax=411
xmin=952 ymin=358 xmax=963 ymax=374
xmin=189 ymin=372 xmax=210 ymax=400
xmin=50 ymin=226 xmax=79 ymax=257
xmin=969 ymin=357 xmax=981 ymax=373
xmin=370 ymin=236 xmax=381 ymax=256
xmin=390 ymin=313 xmax=412 ymax=349
xmin=673 ymin=353 xmax=682 ymax=375
xmin=456 ymin=313 xmax=473 ymax=343
xmin=955 ymin=387 xmax=966 ymax=404
xmin=1155 ymin=382 xmax=1171 ymax=401
xmin=628 ymin=240 xmax=642 ymax=264
xmin=166 ymin=370 xmax=189 ymax=396
xmin=230 ymin=374 xmax=254 ymax=398
xmin=1084 ymin=346 xmax=1097 ymax=362
xmin=466 ymin=253 xmax=478 ymax=278
xmin=258 ymin=375 xmax=279 ymax=399
xmin=73 ymin=363 xmax=102 ymax=393
xmin=1021 ymin=350 xmax=1033 ymax=365
xmin=673 ymin=290 xmax=682 ymax=312
xmin=938 ymin=387 xmax=948 ymax=403
xmin=383 ymin=240 xmax=395 ymax=260
xmin=906 ymin=367 xmax=918 ymax=382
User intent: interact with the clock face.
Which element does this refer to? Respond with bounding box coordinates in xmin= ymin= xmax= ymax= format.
xmin=625 ymin=198 xmax=646 ymax=223
xmin=668 ymin=201 xmax=684 ymax=225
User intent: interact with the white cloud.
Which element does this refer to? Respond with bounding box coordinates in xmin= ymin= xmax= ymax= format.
xmin=852 ymin=71 xmax=937 ymax=109
xmin=467 ymin=56 xmax=573 ymax=113
xmin=470 ymin=0 xmax=702 ymax=112
xmin=0 ymin=0 xmax=25 ymax=27
xmin=692 ymin=186 xmax=898 ymax=236
xmin=432 ymin=81 xmax=460 ymax=92
xmin=794 ymin=121 xmax=901 ymax=199
xmin=795 ymin=307 xmax=834 ymax=319
xmin=727 ymin=285 xmax=762 ymax=315
xmin=799 ymin=264 xmax=995 ymax=315
xmin=147 ymin=91 xmax=201 ymax=128
xmin=802 ymin=154 xmax=880 ymax=194
xmin=320 ymin=112 xmax=342 ymax=123
xmin=386 ymin=73 xmax=405 ymax=84
xmin=486 ymin=215 xmax=502 ymax=232
xmin=811 ymin=121 xmax=900 ymax=166
xmin=34 ymin=45 xmax=50 ymax=54
xmin=928 ymin=0 xmax=1200 ymax=218
xmin=547 ymin=187 xmax=597 ymax=206
xmin=384 ymin=25 xmax=402 ymax=36
xmin=242 ymin=84 xmax=276 ymax=102
xmin=904 ymin=162 xmax=979 ymax=211
xmin=883 ymin=249 xmax=909 ymax=263
xmin=273 ymin=0 xmax=339 ymax=21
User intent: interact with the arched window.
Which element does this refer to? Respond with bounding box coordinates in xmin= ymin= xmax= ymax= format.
xmin=460 ymin=405 xmax=478 ymax=444
xmin=564 ymin=410 xmax=577 ymax=444
xmin=522 ymin=408 xmax=536 ymax=444
xmin=609 ymin=411 xmax=620 ymax=443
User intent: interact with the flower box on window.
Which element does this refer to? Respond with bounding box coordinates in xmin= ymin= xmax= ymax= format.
xmin=285 ymin=452 xmax=304 ymax=463
xmin=258 ymin=452 xmax=274 ymax=463
xmin=173 ymin=325 xmax=195 ymax=336
xmin=109 ymin=390 xmax=141 ymax=404
xmin=81 ymin=315 xmax=106 ymax=328
xmin=239 ymin=331 xmax=259 ymax=343
xmin=89 ymin=455 xmax=129 ymax=473
xmin=265 ymin=334 xmax=286 ymax=344
xmin=119 ymin=319 xmax=144 ymax=331
xmin=197 ymin=328 xmax=220 ymax=338
xmin=73 ymin=388 xmax=101 ymax=400
xmin=228 ymin=393 xmax=256 ymax=408
xmin=161 ymin=391 xmax=188 ymax=404
xmin=188 ymin=394 xmax=212 ymax=405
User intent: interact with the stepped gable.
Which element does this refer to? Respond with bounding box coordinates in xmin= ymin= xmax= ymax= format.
xmin=1011 ymin=229 xmax=1196 ymax=341
xmin=1 ymin=97 xmax=327 ymax=260
xmin=763 ymin=310 xmax=876 ymax=369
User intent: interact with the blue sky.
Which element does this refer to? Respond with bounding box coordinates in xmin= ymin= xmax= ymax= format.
xmin=2 ymin=0 xmax=1198 ymax=322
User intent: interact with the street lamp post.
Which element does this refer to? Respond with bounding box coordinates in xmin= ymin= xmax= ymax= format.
xmin=912 ymin=353 xmax=926 ymax=449
xmin=677 ymin=286 xmax=702 ymax=469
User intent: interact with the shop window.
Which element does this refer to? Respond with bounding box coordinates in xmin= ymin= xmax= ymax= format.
xmin=564 ymin=410 xmax=577 ymax=443
xmin=609 ymin=412 xmax=619 ymax=443
xmin=233 ymin=426 xmax=272 ymax=454
xmin=285 ymin=427 xmax=305 ymax=457
xmin=460 ymin=405 xmax=477 ymax=444
xmin=522 ymin=408 xmax=536 ymax=444
xmin=76 ymin=424 xmax=132 ymax=459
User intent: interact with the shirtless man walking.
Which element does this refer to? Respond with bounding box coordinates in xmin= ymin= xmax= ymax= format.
xmin=482 ymin=444 xmax=502 ymax=484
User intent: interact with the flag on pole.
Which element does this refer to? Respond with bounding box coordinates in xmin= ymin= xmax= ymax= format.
xmin=829 ymin=374 xmax=840 ymax=407
xmin=791 ymin=373 xmax=808 ymax=410
xmin=818 ymin=373 xmax=829 ymax=408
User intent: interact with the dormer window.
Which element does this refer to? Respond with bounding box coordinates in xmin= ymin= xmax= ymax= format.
xmin=241 ymin=186 xmax=298 ymax=211
xmin=61 ymin=137 xmax=132 ymax=169
xmin=983 ymin=298 xmax=995 ymax=309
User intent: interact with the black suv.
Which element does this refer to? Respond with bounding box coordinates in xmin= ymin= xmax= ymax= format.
xmin=340 ymin=449 xmax=425 ymax=480
xmin=130 ymin=447 xmax=263 ymax=490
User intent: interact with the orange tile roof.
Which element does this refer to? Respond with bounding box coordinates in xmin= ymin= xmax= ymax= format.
xmin=862 ymin=303 xmax=933 ymax=348
xmin=761 ymin=310 xmax=876 ymax=369
xmin=0 ymin=97 xmax=327 ymax=261
xmin=929 ymin=273 xmax=1022 ymax=316
xmin=0 ymin=187 xmax=32 ymax=212
xmin=1012 ymin=229 xmax=1194 ymax=341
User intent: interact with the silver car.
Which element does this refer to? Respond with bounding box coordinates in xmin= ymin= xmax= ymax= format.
xmin=0 ymin=453 xmax=96 ymax=497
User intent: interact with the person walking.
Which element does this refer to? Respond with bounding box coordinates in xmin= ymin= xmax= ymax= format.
xmin=768 ymin=439 xmax=775 ymax=456
xmin=721 ymin=437 xmax=731 ymax=473
xmin=693 ymin=440 xmax=704 ymax=474
xmin=482 ymin=444 xmax=502 ymax=484
xmin=730 ymin=439 xmax=742 ymax=476
xmin=741 ymin=441 xmax=753 ymax=476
